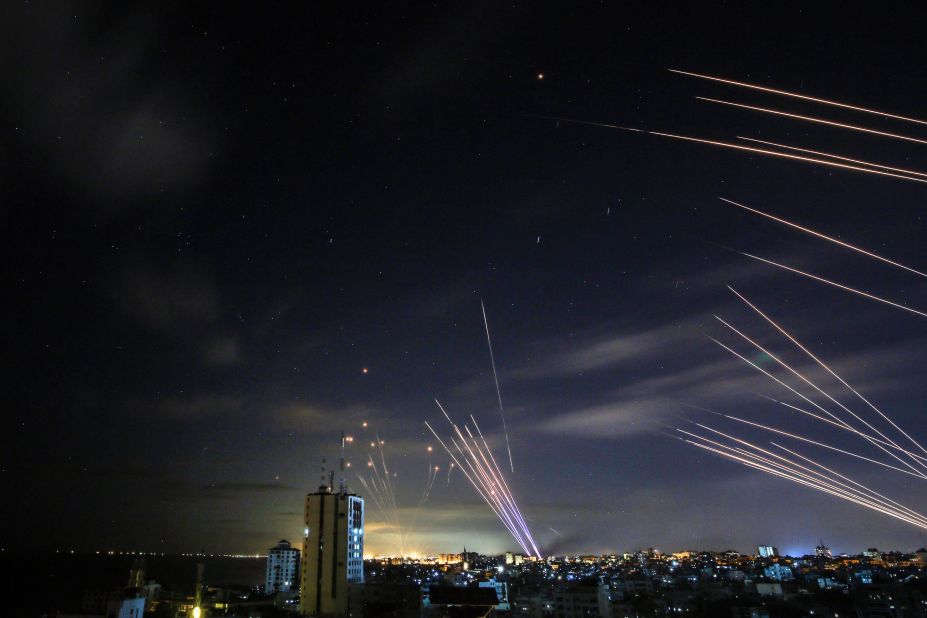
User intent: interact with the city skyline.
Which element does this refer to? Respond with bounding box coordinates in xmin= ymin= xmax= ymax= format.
xmin=5 ymin=3 xmax=927 ymax=559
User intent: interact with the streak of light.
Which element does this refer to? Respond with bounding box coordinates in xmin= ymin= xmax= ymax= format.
xmin=728 ymin=286 xmax=927 ymax=456
xmin=680 ymin=426 xmax=919 ymax=521
xmin=719 ymin=198 xmax=927 ymax=278
xmin=772 ymin=399 xmax=927 ymax=464
xmin=770 ymin=442 xmax=927 ymax=526
xmin=697 ymin=97 xmax=927 ymax=146
xmin=469 ymin=415 xmax=538 ymax=553
xmin=531 ymin=115 xmax=643 ymax=133
xmin=426 ymin=400 xmax=541 ymax=556
xmin=721 ymin=414 xmax=925 ymax=478
xmin=536 ymin=115 xmax=927 ymax=184
xmin=712 ymin=314 xmax=927 ymax=477
xmin=668 ymin=69 xmax=927 ymax=126
xmin=683 ymin=435 xmax=927 ymax=530
xmin=706 ymin=334 xmax=856 ymax=434
xmin=738 ymin=252 xmax=927 ymax=318
xmin=481 ymin=299 xmax=515 ymax=473
xmin=679 ymin=429 xmax=853 ymax=505
xmin=352 ymin=422 xmax=439 ymax=558
xmin=679 ymin=425 xmax=927 ymax=528
xmin=736 ymin=137 xmax=927 ymax=179
xmin=426 ymin=419 xmax=526 ymax=549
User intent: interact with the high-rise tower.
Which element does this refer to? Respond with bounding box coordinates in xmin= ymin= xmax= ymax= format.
xmin=266 ymin=539 xmax=300 ymax=594
xmin=300 ymin=436 xmax=364 ymax=617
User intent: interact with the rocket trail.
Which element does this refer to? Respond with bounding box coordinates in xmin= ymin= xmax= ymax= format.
xmin=352 ymin=420 xmax=441 ymax=557
xmin=469 ymin=415 xmax=540 ymax=556
xmin=541 ymin=116 xmax=927 ymax=183
xmin=712 ymin=314 xmax=927 ymax=477
xmin=679 ymin=427 xmax=876 ymax=507
xmin=668 ymin=69 xmax=927 ymax=126
xmin=683 ymin=429 xmax=914 ymax=521
xmin=771 ymin=442 xmax=927 ymax=526
xmin=738 ymin=252 xmax=927 ymax=318
xmin=427 ymin=401 xmax=541 ymax=556
xmin=481 ymin=299 xmax=515 ymax=473
xmin=706 ymin=333 xmax=855 ymax=433
xmin=697 ymin=97 xmax=927 ymax=146
xmin=679 ymin=426 xmax=927 ymax=527
xmin=719 ymin=198 xmax=927 ymax=278
xmin=721 ymin=414 xmax=925 ymax=478
xmin=736 ymin=137 xmax=927 ymax=179
xmin=727 ymin=286 xmax=927 ymax=457
xmin=530 ymin=114 xmax=644 ymax=133
xmin=774 ymin=399 xmax=927 ymax=464
xmin=425 ymin=420 xmax=524 ymax=548
xmin=683 ymin=436 xmax=927 ymax=530
xmin=705 ymin=331 xmax=927 ymax=479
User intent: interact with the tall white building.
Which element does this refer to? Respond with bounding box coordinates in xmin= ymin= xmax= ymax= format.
xmin=300 ymin=482 xmax=364 ymax=616
xmin=266 ymin=539 xmax=300 ymax=594
xmin=757 ymin=545 xmax=779 ymax=558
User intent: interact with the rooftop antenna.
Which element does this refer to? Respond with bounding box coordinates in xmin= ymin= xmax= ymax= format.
xmin=320 ymin=458 xmax=328 ymax=493
xmin=339 ymin=430 xmax=347 ymax=494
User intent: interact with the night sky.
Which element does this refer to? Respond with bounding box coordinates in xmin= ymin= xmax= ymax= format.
xmin=5 ymin=3 xmax=927 ymax=557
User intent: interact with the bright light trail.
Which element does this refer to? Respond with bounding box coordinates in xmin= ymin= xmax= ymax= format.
xmin=773 ymin=399 xmax=927 ymax=464
xmin=721 ymin=414 xmax=925 ymax=478
xmin=352 ymin=423 xmax=440 ymax=558
xmin=679 ymin=426 xmax=927 ymax=529
xmin=707 ymin=332 xmax=927 ymax=479
xmin=536 ymin=115 xmax=927 ymax=184
xmin=738 ymin=252 xmax=927 ymax=318
xmin=728 ymin=286 xmax=927 ymax=456
xmin=481 ymin=299 xmax=515 ymax=473
xmin=426 ymin=399 xmax=541 ymax=557
xmin=720 ymin=198 xmax=927 ymax=278
xmin=683 ymin=435 xmax=927 ymax=530
xmin=668 ymin=69 xmax=927 ymax=126
xmin=680 ymin=426 xmax=920 ymax=520
xmin=425 ymin=419 xmax=524 ymax=547
xmin=712 ymin=314 xmax=927 ymax=477
xmin=705 ymin=332 xmax=927 ymax=479
xmin=735 ymin=137 xmax=927 ymax=179
xmin=770 ymin=442 xmax=927 ymax=526
xmin=679 ymin=427 xmax=883 ymax=510
xmin=697 ymin=97 xmax=927 ymax=146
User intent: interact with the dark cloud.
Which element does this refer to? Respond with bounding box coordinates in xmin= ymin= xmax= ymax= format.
xmin=119 ymin=263 xmax=219 ymax=328
xmin=204 ymin=482 xmax=300 ymax=493
xmin=269 ymin=402 xmax=371 ymax=433
xmin=201 ymin=336 xmax=242 ymax=366
xmin=1 ymin=3 xmax=219 ymax=208
xmin=137 ymin=394 xmax=243 ymax=421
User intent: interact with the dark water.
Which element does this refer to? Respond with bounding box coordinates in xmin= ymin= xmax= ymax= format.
xmin=4 ymin=551 xmax=266 ymax=616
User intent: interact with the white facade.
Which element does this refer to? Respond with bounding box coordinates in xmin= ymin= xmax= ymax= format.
xmin=479 ymin=578 xmax=510 ymax=612
xmin=346 ymin=494 xmax=365 ymax=584
xmin=757 ymin=545 xmax=779 ymax=558
xmin=266 ymin=539 xmax=300 ymax=594
xmin=105 ymin=597 xmax=145 ymax=618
